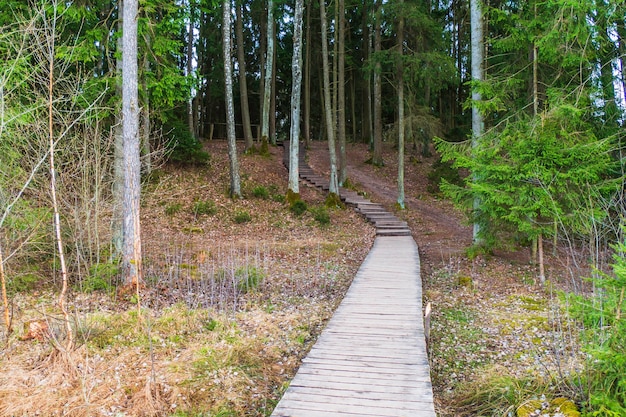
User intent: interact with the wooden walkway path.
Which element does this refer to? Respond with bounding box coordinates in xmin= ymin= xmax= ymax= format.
xmin=272 ymin=144 xmax=436 ymax=416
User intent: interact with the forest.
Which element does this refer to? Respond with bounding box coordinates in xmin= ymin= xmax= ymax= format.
xmin=1 ymin=0 xmax=626 ymax=415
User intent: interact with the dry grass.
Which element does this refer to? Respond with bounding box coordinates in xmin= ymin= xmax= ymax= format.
xmin=0 ymin=141 xmax=374 ymax=417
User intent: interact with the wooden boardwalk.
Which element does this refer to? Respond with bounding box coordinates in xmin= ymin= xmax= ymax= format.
xmin=272 ymin=144 xmax=436 ymax=416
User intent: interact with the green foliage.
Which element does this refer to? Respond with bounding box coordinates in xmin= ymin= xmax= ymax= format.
xmin=252 ymin=186 xmax=269 ymax=199
xmin=325 ymin=193 xmax=345 ymax=209
xmin=289 ymin=200 xmax=307 ymax=216
xmin=165 ymin=203 xmax=183 ymax=216
xmin=436 ymin=103 xmax=616 ymax=250
xmin=268 ymin=184 xmax=285 ymax=203
xmin=192 ymin=200 xmax=217 ymax=217
xmin=165 ymin=121 xmax=210 ymax=165
xmin=568 ymin=238 xmax=626 ymax=415
xmin=427 ymin=157 xmax=462 ymax=195
xmin=310 ymin=206 xmax=330 ymax=226
xmin=79 ymin=262 xmax=119 ymax=293
xmin=233 ymin=211 xmax=251 ymax=224
xmin=7 ymin=271 xmax=40 ymax=294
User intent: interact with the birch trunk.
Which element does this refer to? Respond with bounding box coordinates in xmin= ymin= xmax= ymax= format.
xmin=261 ymin=0 xmax=274 ymax=145
xmin=223 ymin=0 xmax=242 ymax=198
xmin=303 ymin=0 xmax=311 ymax=147
xmin=288 ymin=0 xmax=305 ymax=196
xmin=470 ymin=0 xmax=484 ymax=243
xmin=397 ymin=0 xmax=405 ymax=209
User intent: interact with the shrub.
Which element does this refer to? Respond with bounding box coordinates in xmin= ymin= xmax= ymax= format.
xmin=192 ymin=200 xmax=217 ymax=216
xmin=165 ymin=203 xmax=182 ymax=216
xmin=311 ymin=206 xmax=330 ymax=226
xmin=79 ymin=262 xmax=119 ymax=293
xmin=290 ymin=200 xmax=307 ymax=216
xmin=233 ymin=211 xmax=251 ymax=224
xmin=252 ymin=186 xmax=269 ymax=199
xmin=165 ymin=120 xmax=210 ymax=165
xmin=427 ymin=157 xmax=461 ymax=194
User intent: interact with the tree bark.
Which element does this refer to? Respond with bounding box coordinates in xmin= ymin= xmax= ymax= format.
xmin=289 ymin=0 xmax=305 ymax=196
xmin=261 ymin=0 xmax=274 ymax=145
xmin=223 ymin=0 xmax=242 ymax=198
xmin=337 ymin=0 xmax=347 ymax=185
xmin=372 ymin=0 xmax=383 ymax=166
xmin=470 ymin=0 xmax=484 ymax=243
xmin=112 ymin=0 xmax=124 ymax=260
xmin=303 ymin=0 xmax=311 ymax=148
xmin=121 ymin=0 xmax=143 ymax=288
xmin=235 ymin=1 xmax=254 ymax=151
xmin=187 ymin=0 xmax=195 ymax=139
xmin=320 ymin=0 xmax=339 ymax=195
xmin=397 ymin=0 xmax=405 ymax=209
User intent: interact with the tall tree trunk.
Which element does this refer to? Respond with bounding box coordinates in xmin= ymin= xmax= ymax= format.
xmin=270 ymin=43 xmax=277 ymax=144
xmin=470 ymin=0 xmax=484 ymax=243
xmin=235 ymin=1 xmax=254 ymax=152
xmin=261 ymin=0 xmax=274 ymax=146
xmin=303 ymin=0 xmax=311 ymax=148
xmin=372 ymin=0 xmax=383 ymax=166
xmin=362 ymin=3 xmax=372 ymax=146
xmin=142 ymin=24 xmax=152 ymax=174
xmin=122 ymin=0 xmax=143 ymax=288
xmin=397 ymin=0 xmax=405 ymax=209
xmin=289 ymin=0 xmax=305 ymax=197
xmin=112 ymin=0 xmax=124 ymax=260
xmin=320 ymin=0 xmax=339 ymax=195
xmin=337 ymin=0 xmax=347 ymax=185
xmin=223 ymin=0 xmax=242 ymax=198
xmin=187 ymin=0 xmax=195 ymax=139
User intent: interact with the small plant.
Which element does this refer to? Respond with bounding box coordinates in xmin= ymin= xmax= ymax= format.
xmin=233 ymin=210 xmax=251 ymax=224
xmin=235 ymin=266 xmax=264 ymax=293
xmin=290 ymin=200 xmax=307 ymax=216
xmin=252 ymin=185 xmax=269 ymax=199
xmin=310 ymin=206 xmax=330 ymax=226
xmin=79 ymin=262 xmax=119 ymax=293
xmin=192 ymin=200 xmax=217 ymax=216
xmin=165 ymin=202 xmax=182 ymax=216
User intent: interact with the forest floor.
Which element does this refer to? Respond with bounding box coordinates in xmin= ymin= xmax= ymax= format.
xmin=0 ymin=139 xmax=585 ymax=417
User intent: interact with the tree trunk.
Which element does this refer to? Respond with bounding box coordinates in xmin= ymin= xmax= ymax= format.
xmin=112 ymin=0 xmax=124 ymax=260
xmin=270 ymin=43 xmax=277 ymax=144
xmin=303 ymin=0 xmax=311 ymax=148
xmin=470 ymin=0 xmax=484 ymax=243
xmin=320 ymin=0 xmax=339 ymax=195
xmin=187 ymin=0 xmax=195 ymax=139
xmin=288 ymin=0 xmax=305 ymax=196
xmin=397 ymin=0 xmax=405 ymax=209
xmin=372 ymin=0 xmax=383 ymax=166
xmin=122 ymin=0 xmax=143 ymax=288
xmin=337 ymin=0 xmax=347 ymax=185
xmin=223 ymin=0 xmax=242 ymax=198
xmin=142 ymin=26 xmax=152 ymax=175
xmin=363 ymin=4 xmax=373 ymax=146
xmin=261 ymin=0 xmax=274 ymax=146
xmin=235 ymin=1 xmax=254 ymax=152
